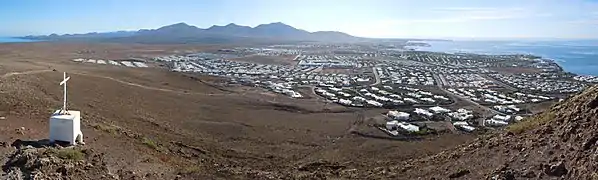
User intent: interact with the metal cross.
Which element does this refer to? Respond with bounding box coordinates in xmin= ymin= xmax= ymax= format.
xmin=59 ymin=72 xmax=70 ymax=114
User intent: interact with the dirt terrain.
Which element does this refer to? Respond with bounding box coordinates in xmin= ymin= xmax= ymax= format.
xmin=359 ymin=85 xmax=598 ymax=179
xmin=0 ymin=42 xmax=475 ymax=179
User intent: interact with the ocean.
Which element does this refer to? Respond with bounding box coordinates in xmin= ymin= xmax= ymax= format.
xmin=409 ymin=40 xmax=598 ymax=76
xmin=0 ymin=37 xmax=37 ymax=43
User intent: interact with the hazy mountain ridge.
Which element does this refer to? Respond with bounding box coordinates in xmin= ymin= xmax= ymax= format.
xmin=22 ymin=22 xmax=363 ymax=44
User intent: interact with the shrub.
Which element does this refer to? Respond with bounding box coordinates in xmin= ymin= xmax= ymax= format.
xmin=93 ymin=124 xmax=120 ymax=135
xmin=142 ymin=137 xmax=159 ymax=150
xmin=181 ymin=165 xmax=202 ymax=174
xmin=55 ymin=148 xmax=85 ymax=161
xmin=507 ymin=112 xmax=555 ymax=134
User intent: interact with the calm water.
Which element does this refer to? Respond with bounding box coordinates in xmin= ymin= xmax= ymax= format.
xmin=410 ymin=40 xmax=598 ymax=76
xmin=0 ymin=37 xmax=37 ymax=43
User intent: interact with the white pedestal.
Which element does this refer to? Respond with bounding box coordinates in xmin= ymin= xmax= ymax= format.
xmin=49 ymin=110 xmax=84 ymax=145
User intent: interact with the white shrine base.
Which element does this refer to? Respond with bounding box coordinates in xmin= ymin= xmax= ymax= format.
xmin=49 ymin=110 xmax=84 ymax=145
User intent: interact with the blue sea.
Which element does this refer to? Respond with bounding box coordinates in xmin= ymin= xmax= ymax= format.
xmin=0 ymin=37 xmax=37 ymax=43
xmin=410 ymin=40 xmax=598 ymax=76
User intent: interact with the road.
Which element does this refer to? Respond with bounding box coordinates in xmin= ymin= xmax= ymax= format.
xmin=298 ymin=84 xmax=329 ymax=103
xmin=371 ymin=67 xmax=381 ymax=86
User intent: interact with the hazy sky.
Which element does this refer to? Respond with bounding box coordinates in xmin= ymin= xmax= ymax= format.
xmin=1 ymin=0 xmax=597 ymax=39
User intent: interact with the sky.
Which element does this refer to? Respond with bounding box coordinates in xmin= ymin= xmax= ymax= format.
xmin=1 ymin=0 xmax=597 ymax=39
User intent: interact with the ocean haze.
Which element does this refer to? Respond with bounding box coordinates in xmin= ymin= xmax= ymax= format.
xmin=0 ymin=37 xmax=37 ymax=43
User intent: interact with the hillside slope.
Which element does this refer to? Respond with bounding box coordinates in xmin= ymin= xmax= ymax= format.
xmin=362 ymin=85 xmax=598 ymax=179
xmin=0 ymin=43 xmax=473 ymax=179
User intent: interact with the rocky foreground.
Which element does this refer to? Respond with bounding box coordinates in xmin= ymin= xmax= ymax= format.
xmin=0 ymin=140 xmax=154 ymax=180
xmin=360 ymin=85 xmax=598 ymax=179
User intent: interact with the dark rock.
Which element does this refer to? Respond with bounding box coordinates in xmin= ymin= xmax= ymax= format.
xmin=589 ymin=96 xmax=598 ymax=108
xmin=523 ymin=169 xmax=536 ymax=178
xmin=56 ymin=166 xmax=68 ymax=176
xmin=545 ymin=161 xmax=567 ymax=176
xmin=491 ymin=170 xmax=515 ymax=180
xmin=583 ymin=136 xmax=597 ymax=150
xmin=448 ymin=169 xmax=470 ymax=178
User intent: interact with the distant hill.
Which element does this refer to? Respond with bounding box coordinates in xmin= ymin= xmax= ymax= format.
xmin=22 ymin=22 xmax=366 ymax=44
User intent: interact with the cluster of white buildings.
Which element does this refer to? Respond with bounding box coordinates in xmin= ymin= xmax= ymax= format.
xmin=296 ymin=72 xmax=354 ymax=86
xmin=378 ymin=67 xmax=435 ymax=86
xmin=384 ymin=106 xmax=478 ymax=134
xmin=448 ymin=108 xmax=475 ymax=121
xmin=157 ymin=54 xmax=377 ymax=100
xmin=493 ymin=105 xmax=521 ymax=114
xmin=385 ymin=110 xmax=419 ymax=133
xmin=418 ymin=66 xmax=472 ymax=74
xmin=401 ymin=52 xmax=496 ymax=69
xmin=72 ymin=58 xmax=148 ymax=68
xmin=170 ymin=58 xmax=294 ymax=78
xmin=315 ymin=84 xmax=452 ymax=108
xmin=262 ymin=81 xmax=302 ymax=98
xmin=235 ymin=47 xmax=303 ymax=56
xmin=297 ymin=59 xmax=359 ymax=68
xmin=441 ymin=74 xmax=497 ymax=88
xmin=448 ymin=88 xmax=553 ymax=105
xmin=408 ymin=106 xmax=452 ymax=119
xmin=574 ymin=75 xmax=598 ymax=83
xmin=294 ymin=54 xmax=373 ymax=68
xmin=371 ymin=86 xmax=450 ymax=106
xmin=315 ymin=87 xmax=372 ymax=107
xmin=448 ymin=108 xmax=477 ymax=132
xmin=489 ymin=73 xmax=586 ymax=93
xmin=485 ymin=114 xmax=524 ymax=127
xmin=154 ymin=54 xmax=217 ymax=62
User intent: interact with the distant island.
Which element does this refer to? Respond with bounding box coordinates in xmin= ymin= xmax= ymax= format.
xmin=22 ymin=22 xmax=446 ymax=45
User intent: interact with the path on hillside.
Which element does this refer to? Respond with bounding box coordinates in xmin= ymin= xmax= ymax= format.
xmin=0 ymin=70 xmax=238 ymax=97
xmin=71 ymin=72 xmax=239 ymax=96
xmin=1 ymin=70 xmax=339 ymax=112
xmin=0 ymin=69 xmax=54 ymax=78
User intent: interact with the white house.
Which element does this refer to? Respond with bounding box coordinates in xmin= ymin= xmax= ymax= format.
xmin=453 ymin=121 xmax=469 ymax=126
xmin=493 ymin=114 xmax=512 ymax=122
xmin=414 ymin=108 xmax=433 ymax=117
xmin=387 ymin=111 xmax=410 ymax=121
xmin=429 ymin=106 xmax=451 ymax=114
xmin=398 ymin=122 xmax=420 ymax=132
xmin=485 ymin=119 xmax=508 ymax=127
xmin=386 ymin=120 xmax=399 ymax=130
xmin=458 ymin=125 xmax=476 ymax=132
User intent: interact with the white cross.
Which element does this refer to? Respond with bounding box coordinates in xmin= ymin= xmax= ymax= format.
xmin=59 ymin=72 xmax=70 ymax=114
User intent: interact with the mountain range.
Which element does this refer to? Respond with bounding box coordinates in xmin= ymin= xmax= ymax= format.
xmin=22 ymin=22 xmax=364 ymax=44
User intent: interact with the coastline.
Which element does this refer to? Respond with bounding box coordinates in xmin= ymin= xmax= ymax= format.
xmin=407 ymin=40 xmax=598 ymax=76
